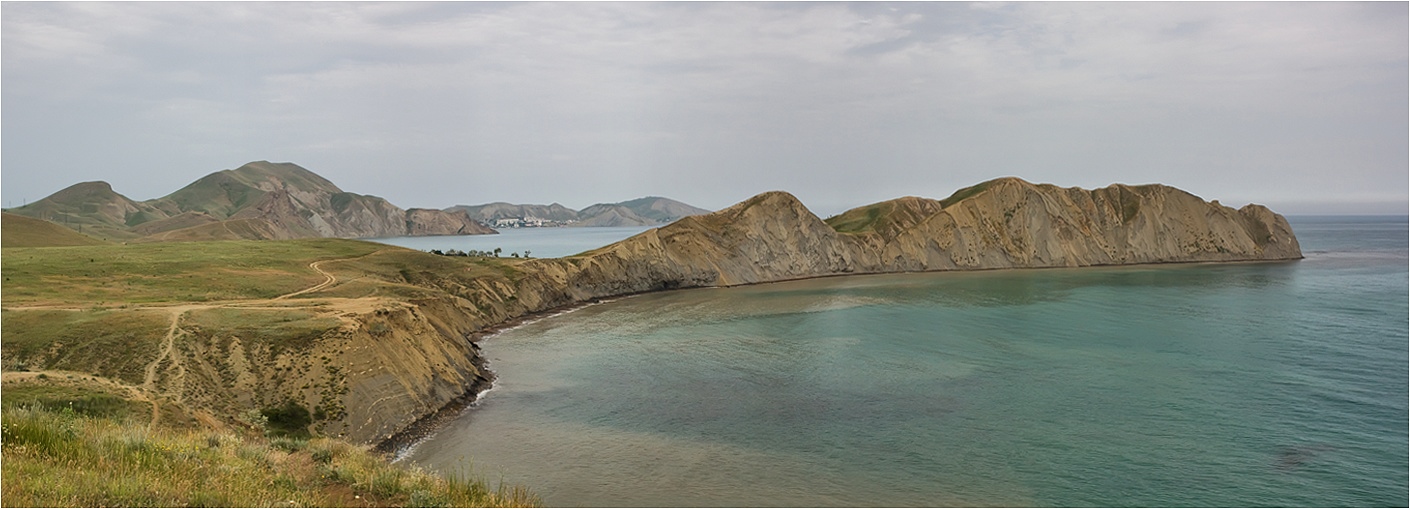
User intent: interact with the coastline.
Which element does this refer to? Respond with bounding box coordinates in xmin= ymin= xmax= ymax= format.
xmin=372 ymin=296 xmax=631 ymax=458
xmin=371 ymin=255 xmax=1304 ymax=458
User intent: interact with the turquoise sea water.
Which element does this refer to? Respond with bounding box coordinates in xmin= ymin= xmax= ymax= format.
xmin=405 ymin=216 xmax=1408 ymax=507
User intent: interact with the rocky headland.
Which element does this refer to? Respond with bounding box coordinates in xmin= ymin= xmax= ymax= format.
xmin=350 ymin=177 xmax=1302 ymax=447
xmin=0 ymin=176 xmax=1302 ymax=449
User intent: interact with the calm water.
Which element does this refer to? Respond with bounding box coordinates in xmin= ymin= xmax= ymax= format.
xmin=406 ymin=216 xmax=1408 ymax=507
xmin=368 ymin=226 xmax=653 ymax=259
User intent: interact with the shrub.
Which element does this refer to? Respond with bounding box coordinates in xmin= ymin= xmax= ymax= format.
xmin=260 ymin=401 xmax=312 ymax=439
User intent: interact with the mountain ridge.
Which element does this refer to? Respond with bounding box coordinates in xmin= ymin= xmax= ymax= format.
xmin=7 ymin=161 xmax=496 ymax=241
xmin=450 ymin=196 xmax=711 ymax=227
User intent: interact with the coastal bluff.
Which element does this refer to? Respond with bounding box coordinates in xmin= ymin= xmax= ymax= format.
xmin=353 ymin=177 xmax=1300 ymax=444
xmin=0 ymin=177 xmax=1304 ymax=449
xmin=509 ymin=177 xmax=1302 ymax=310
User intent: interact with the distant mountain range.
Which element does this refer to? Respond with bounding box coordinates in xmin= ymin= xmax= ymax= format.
xmin=448 ymin=196 xmax=711 ymax=228
xmin=4 ymin=161 xmax=711 ymax=243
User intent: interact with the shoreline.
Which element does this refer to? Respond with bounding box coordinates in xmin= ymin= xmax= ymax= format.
xmin=370 ymin=255 xmax=1303 ymax=458
xmin=372 ymin=296 xmax=630 ymax=458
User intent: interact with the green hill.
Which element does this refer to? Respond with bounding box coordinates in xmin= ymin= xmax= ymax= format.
xmin=1 ymin=212 xmax=111 ymax=248
xmin=8 ymin=161 xmax=495 ymax=242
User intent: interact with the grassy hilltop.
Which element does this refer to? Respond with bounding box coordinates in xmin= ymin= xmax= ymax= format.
xmin=1 ymin=223 xmax=539 ymax=507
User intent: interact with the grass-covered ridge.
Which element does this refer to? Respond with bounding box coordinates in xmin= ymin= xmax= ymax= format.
xmin=2 ymin=236 xmax=542 ymax=506
xmin=824 ymin=196 xmax=946 ymax=239
xmin=1 ymin=403 xmax=537 ymax=507
xmin=1 ymin=213 xmax=110 ymax=248
xmin=1 ymin=238 xmax=383 ymax=305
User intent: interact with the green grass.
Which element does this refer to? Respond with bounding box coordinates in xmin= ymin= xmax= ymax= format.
xmin=0 ymin=385 xmax=148 ymax=421
xmin=1 ymin=309 xmax=170 ymax=384
xmin=824 ymin=203 xmax=888 ymax=234
xmin=310 ymin=247 xmax=527 ymax=300
xmin=938 ymin=180 xmax=997 ymax=209
xmin=1 ymin=213 xmax=109 ymax=248
xmin=0 ymin=404 xmax=538 ymax=507
xmin=1 ymin=238 xmax=383 ymax=305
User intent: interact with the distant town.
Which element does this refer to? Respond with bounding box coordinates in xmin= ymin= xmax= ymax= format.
xmin=491 ymin=216 xmax=578 ymax=228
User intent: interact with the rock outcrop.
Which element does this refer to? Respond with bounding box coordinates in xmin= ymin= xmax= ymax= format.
xmin=404 ymin=209 xmax=496 ymax=237
xmin=510 ymin=178 xmax=1301 ymax=310
xmin=342 ymin=178 xmax=1300 ymax=448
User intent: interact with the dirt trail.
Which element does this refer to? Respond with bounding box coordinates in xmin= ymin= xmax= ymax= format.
xmin=5 ymin=252 xmax=385 ymax=429
xmin=140 ymin=305 xmax=205 ymax=428
xmin=275 ymin=260 xmax=338 ymax=300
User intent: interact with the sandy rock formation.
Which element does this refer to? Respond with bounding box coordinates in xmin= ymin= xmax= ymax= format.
xmin=512 ymin=178 xmax=1301 ymax=309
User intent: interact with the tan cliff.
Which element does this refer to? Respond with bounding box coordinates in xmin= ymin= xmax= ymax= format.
xmin=155 ymin=178 xmax=1306 ymax=448
xmin=0 ymin=177 xmax=1303 ymax=449
xmin=510 ymin=178 xmax=1301 ymax=310
xmin=344 ymin=178 xmax=1300 ymax=447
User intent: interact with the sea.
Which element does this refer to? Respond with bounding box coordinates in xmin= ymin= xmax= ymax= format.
xmin=401 ymin=216 xmax=1408 ymax=507
xmin=368 ymin=226 xmax=654 ymax=259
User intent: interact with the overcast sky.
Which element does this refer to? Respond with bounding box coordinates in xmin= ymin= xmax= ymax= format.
xmin=3 ymin=2 xmax=1406 ymax=215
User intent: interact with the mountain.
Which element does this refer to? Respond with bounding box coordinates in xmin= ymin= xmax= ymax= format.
xmin=5 ymin=181 xmax=173 ymax=240
xmin=449 ymin=196 xmax=711 ymax=227
xmin=510 ymin=178 xmax=1302 ymax=305
xmin=446 ymin=202 xmax=580 ymax=224
xmin=7 ymin=161 xmax=496 ymax=241
xmin=611 ymin=196 xmax=715 ymax=223
xmin=1 ymin=212 xmax=110 ymax=247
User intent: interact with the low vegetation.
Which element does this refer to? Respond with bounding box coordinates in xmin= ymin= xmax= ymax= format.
xmin=2 ymin=235 xmax=542 ymax=507
xmin=1 ymin=402 xmax=537 ymax=507
xmin=1 ymin=239 xmax=381 ymax=306
xmin=2 ymin=309 xmax=170 ymax=385
xmin=1 ymin=212 xmax=110 ymax=248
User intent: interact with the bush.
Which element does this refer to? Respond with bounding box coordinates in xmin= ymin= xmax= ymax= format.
xmin=260 ymin=401 xmax=312 ymax=439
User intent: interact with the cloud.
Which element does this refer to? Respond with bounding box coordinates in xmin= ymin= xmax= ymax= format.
xmin=2 ymin=2 xmax=1405 ymax=213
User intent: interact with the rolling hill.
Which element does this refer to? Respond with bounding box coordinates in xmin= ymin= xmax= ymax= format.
xmin=1 ymin=212 xmax=111 ymax=248
xmin=450 ymin=196 xmax=711 ymax=227
xmin=6 ymin=162 xmax=496 ymax=242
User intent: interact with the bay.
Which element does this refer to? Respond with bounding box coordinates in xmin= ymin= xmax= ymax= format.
xmin=368 ymin=226 xmax=654 ymax=259
xmin=405 ymin=216 xmax=1408 ymax=507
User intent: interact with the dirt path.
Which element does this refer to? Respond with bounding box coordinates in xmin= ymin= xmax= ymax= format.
xmin=5 ymin=252 xmax=386 ymax=429
xmin=141 ymin=305 xmax=205 ymax=428
xmin=276 ymin=260 xmax=338 ymax=300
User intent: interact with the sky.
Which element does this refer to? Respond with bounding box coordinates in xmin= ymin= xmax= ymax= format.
xmin=3 ymin=2 xmax=1406 ymax=216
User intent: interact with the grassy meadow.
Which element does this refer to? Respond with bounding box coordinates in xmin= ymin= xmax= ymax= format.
xmin=2 ymin=235 xmax=540 ymax=507
xmin=1 ymin=402 xmax=537 ymax=507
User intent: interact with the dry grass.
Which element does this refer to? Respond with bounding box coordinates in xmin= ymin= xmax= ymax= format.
xmin=1 ymin=309 xmax=170 ymax=385
xmin=1 ymin=238 xmax=382 ymax=306
xmin=0 ymin=404 xmax=539 ymax=507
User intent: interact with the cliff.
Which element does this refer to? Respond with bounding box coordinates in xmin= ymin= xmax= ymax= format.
xmin=509 ymin=178 xmax=1300 ymax=311
xmin=0 ymin=177 xmax=1303 ymax=450
xmin=404 ymin=208 xmax=497 ymax=236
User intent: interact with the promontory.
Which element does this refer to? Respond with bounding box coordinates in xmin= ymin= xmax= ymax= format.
xmin=1 ymin=176 xmax=1301 ymax=452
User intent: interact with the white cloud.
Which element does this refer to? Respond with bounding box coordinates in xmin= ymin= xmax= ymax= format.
xmin=2 ymin=2 xmax=1404 ymax=213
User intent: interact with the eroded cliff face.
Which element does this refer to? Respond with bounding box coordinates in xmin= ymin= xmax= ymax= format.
xmin=869 ymin=179 xmax=1303 ymax=271
xmin=508 ymin=179 xmax=1301 ymax=306
xmin=159 ymin=178 xmax=1299 ymax=446
xmin=162 ymin=295 xmax=522 ymax=445
xmin=404 ymin=209 xmax=497 ymax=237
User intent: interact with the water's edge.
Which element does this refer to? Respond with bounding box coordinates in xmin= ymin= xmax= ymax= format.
xmin=372 ymin=256 xmax=1305 ymax=458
